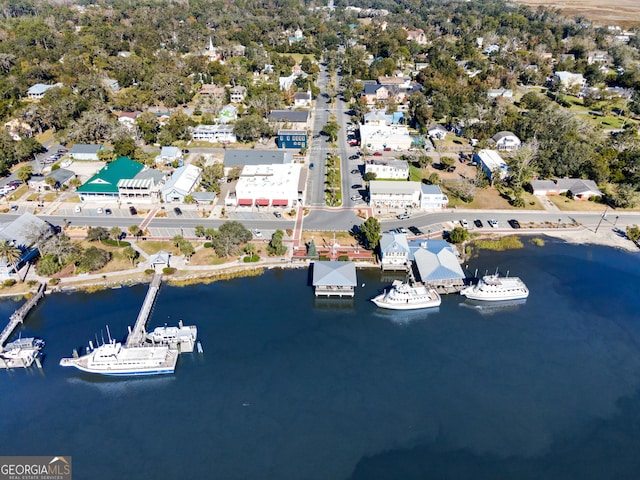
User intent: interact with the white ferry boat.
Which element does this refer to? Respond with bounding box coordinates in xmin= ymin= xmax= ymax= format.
xmin=59 ymin=340 xmax=177 ymax=376
xmin=371 ymin=280 xmax=441 ymax=310
xmin=146 ymin=323 xmax=197 ymax=345
xmin=460 ymin=274 xmax=529 ymax=302
xmin=0 ymin=337 xmax=45 ymax=368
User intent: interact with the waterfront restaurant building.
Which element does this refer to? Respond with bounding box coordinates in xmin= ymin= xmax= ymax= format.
xmin=379 ymin=232 xmax=410 ymax=271
xmin=409 ymin=240 xmax=465 ymax=293
xmin=312 ymin=261 xmax=357 ymax=297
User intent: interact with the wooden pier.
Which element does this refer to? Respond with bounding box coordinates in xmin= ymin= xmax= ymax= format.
xmin=126 ymin=274 xmax=162 ymax=347
xmin=0 ymin=283 xmax=46 ymax=348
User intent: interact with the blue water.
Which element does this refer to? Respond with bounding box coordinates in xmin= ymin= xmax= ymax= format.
xmin=1 ymin=239 xmax=640 ymax=480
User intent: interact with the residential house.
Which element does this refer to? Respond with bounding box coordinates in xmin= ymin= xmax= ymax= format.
xmin=427 ymin=124 xmax=448 ymax=140
xmin=530 ymin=178 xmax=603 ymax=200
xmin=405 ymin=28 xmax=427 ymax=45
xmin=156 ymin=146 xmax=183 ymax=166
xmin=474 ymin=149 xmax=510 ymax=181
xmin=487 ymin=88 xmax=514 ymax=99
xmin=192 ymin=125 xmax=236 ymax=143
xmin=587 ymin=50 xmax=613 ymax=65
xmin=116 ymin=111 xmax=140 ymax=130
xmin=288 ymin=28 xmax=304 ymax=45
xmin=26 ymin=83 xmax=57 ymax=100
xmin=365 ymin=159 xmax=409 ymax=180
xmin=229 ymin=86 xmax=247 ymax=103
xmin=218 ymin=105 xmax=238 ymax=124
xmin=361 ymin=82 xmax=389 ymax=105
xmin=490 ymin=131 xmax=521 ymax=151
xmin=420 ymin=185 xmax=448 ymax=210
xmin=553 ymin=71 xmax=587 ymax=90
xmin=69 ymin=144 xmax=104 ymax=161
xmin=294 ymin=90 xmax=312 ymax=108
xmin=161 ymin=164 xmax=202 ymax=203
xmin=379 ymin=232 xmax=410 ymax=270
xmin=312 ymin=261 xmax=357 ymax=297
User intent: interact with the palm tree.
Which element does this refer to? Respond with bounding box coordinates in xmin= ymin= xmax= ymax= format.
xmin=0 ymin=240 xmax=22 ymax=275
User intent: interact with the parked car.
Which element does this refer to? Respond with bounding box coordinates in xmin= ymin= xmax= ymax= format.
xmin=96 ymin=207 xmax=104 ymax=214
xmin=468 ymin=161 xmax=478 ymax=167
xmin=349 ymin=155 xmax=359 ymax=160
xmin=174 ymin=207 xmax=183 ymax=216
xmin=474 ymin=219 xmax=483 ymax=228
xmin=105 ymin=208 xmax=112 ymax=215
xmin=309 ymin=163 xmax=314 ymax=169
xmin=372 ymin=152 xmax=383 ymax=156
xmin=129 ymin=206 xmax=137 ymax=215
xmin=274 ymin=211 xmax=282 ymax=218
xmin=460 ymin=219 xmax=469 ymax=229
xmin=488 ymin=219 xmax=498 ymax=228
xmin=350 ymin=169 xmax=360 ymax=174
xmin=253 ymin=229 xmax=263 ymax=238
xmin=397 ymin=212 xmax=411 ymax=220
xmin=350 ymin=194 xmax=362 ymax=201
xmin=383 ymin=147 xmax=392 ymax=152
xmin=408 ymin=226 xmax=423 ymax=235
xmin=398 ymin=227 xmax=408 ymax=234
xmin=10 ymin=205 xmax=17 ymax=211
xmin=74 ymin=205 xmax=82 ymax=213
xmin=351 ymin=184 xmax=362 ymax=189
xmin=508 ymin=219 xmax=521 ymax=229
xmin=447 ymin=166 xmax=456 ymax=172
xmin=349 ymin=141 xmax=359 ymax=146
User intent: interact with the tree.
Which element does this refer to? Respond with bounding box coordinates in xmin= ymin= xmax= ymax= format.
xmin=16 ymin=165 xmax=33 ymax=183
xmin=172 ymin=234 xmax=184 ymax=248
xmin=233 ymin=115 xmax=270 ymax=142
xmin=179 ymin=240 xmax=195 ymax=260
xmin=210 ymin=221 xmax=252 ymax=257
xmin=128 ymin=225 xmax=142 ymax=238
xmin=110 ymin=227 xmax=123 ymax=246
xmin=86 ymin=226 xmax=109 ymax=243
xmin=267 ymin=229 xmax=287 ymax=256
xmin=427 ymin=172 xmax=440 ymax=185
xmin=194 ymin=225 xmax=205 ymax=238
xmin=626 ymin=225 xmax=640 ymax=243
xmin=45 ymin=175 xmax=58 ymax=191
xmin=448 ymin=227 xmax=470 ymax=244
xmin=363 ymin=172 xmax=377 ymax=182
xmin=123 ymin=246 xmax=139 ymax=266
xmin=321 ymin=120 xmax=340 ymax=142
xmin=440 ymin=156 xmax=456 ymax=169
xmin=359 ymin=217 xmax=381 ymax=250
xmin=78 ymin=246 xmax=111 ymax=272
xmin=0 ymin=240 xmax=22 ymax=275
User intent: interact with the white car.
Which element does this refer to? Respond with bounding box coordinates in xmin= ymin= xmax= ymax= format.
xmin=253 ymin=229 xmax=263 ymax=238
xmin=96 ymin=207 xmax=104 ymax=214
xmin=350 ymin=194 xmax=362 ymax=201
xmin=488 ymin=219 xmax=498 ymax=228
xmin=460 ymin=219 xmax=469 ymax=229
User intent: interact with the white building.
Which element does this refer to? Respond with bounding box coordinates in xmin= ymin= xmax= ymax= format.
xmin=26 ymin=83 xmax=58 ymax=100
xmin=379 ymin=232 xmax=410 ymax=270
xmin=192 ymin=125 xmax=237 ymax=143
xmin=231 ymin=163 xmax=304 ymax=208
xmin=490 ymin=131 xmax=521 ymax=151
xmin=474 ymin=149 xmax=509 ymax=181
xmin=161 ymin=164 xmax=202 ymax=203
xmin=553 ymin=71 xmax=586 ymax=90
xmin=369 ymin=180 xmax=421 ymax=209
xmin=229 ymin=86 xmax=247 ymax=103
xmin=359 ymin=124 xmax=412 ymax=151
xmin=156 ymin=146 xmax=183 ymax=165
xmin=427 ymin=124 xmax=448 ymax=140
xmin=365 ymin=159 xmax=409 ymax=180
xmin=420 ymin=185 xmax=448 ymax=210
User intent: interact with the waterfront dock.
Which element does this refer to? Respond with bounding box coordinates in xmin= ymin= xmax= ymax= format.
xmin=126 ymin=273 xmax=162 ymax=347
xmin=0 ymin=283 xmax=46 ymax=348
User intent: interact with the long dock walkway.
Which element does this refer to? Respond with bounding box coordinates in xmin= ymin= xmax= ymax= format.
xmin=126 ymin=273 xmax=162 ymax=347
xmin=0 ymin=283 xmax=46 ymax=347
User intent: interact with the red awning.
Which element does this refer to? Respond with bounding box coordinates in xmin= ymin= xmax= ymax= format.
xmin=255 ymin=198 xmax=269 ymax=206
xmin=271 ymin=199 xmax=288 ymax=206
xmin=238 ymin=199 xmax=252 ymax=206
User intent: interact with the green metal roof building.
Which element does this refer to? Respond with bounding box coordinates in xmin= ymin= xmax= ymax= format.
xmin=77 ymin=156 xmax=145 ymax=201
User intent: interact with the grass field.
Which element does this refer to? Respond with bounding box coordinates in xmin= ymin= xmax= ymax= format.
xmin=513 ymin=0 xmax=640 ymax=27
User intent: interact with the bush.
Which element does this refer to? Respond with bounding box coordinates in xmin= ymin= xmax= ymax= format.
xmin=204 ymin=242 xmax=212 ymax=248
xmin=144 ymin=269 xmax=155 ymax=275
xmin=338 ymin=255 xmax=349 ymax=261
xmin=162 ymin=267 xmax=177 ymax=275
xmin=2 ymin=279 xmax=16 ymax=288
xmin=48 ymin=278 xmax=60 ymax=285
xmin=243 ymin=254 xmax=260 ymax=263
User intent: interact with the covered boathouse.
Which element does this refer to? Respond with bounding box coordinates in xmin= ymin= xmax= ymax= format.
xmin=312 ymin=261 xmax=357 ymax=297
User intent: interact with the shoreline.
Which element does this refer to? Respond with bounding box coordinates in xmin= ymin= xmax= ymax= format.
xmin=0 ymin=227 xmax=636 ymax=299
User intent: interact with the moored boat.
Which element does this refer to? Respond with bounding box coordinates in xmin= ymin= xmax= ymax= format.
xmin=0 ymin=336 xmax=45 ymax=368
xmin=59 ymin=340 xmax=177 ymax=376
xmin=371 ymin=280 xmax=441 ymax=310
xmin=146 ymin=323 xmax=197 ymax=345
xmin=460 ymin=274 xmax=529 ymax=302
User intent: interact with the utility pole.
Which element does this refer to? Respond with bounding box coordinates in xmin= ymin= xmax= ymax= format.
xmin=594 ymin=207 xmax=608 ymax=234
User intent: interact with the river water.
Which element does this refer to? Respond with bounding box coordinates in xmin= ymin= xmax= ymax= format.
xmin=1 ymin=239 xmax=639 ymax=479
